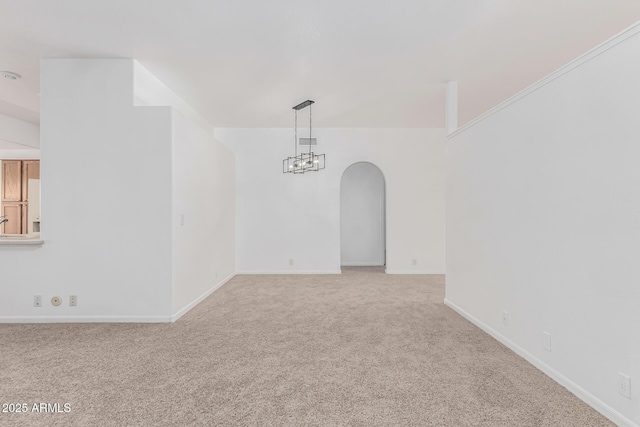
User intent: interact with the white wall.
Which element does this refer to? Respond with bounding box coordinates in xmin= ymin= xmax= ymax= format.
xmin=171 ymin=109 xmax=236 ymax=318
xmin=133 ymin=62 xmax=211 ymax=131
xmin=131 ymin=61 xmax=237 ymax=320
xmin=0 ymin=59 xmax=236 ymax=322
xmin=0 ymin=149 xmax=40 ymax=159
xmin=217 ymin=128 xmax=446 ymax=274
xmin=0 ymin=113 xmax=39 ymax=148
xmin=0 ymin=59 xmax=173 ymax=321
xmin=340 ymin=162 xmax=385 ymax=266
xmin=446 ymin=24 xmax=640 ymax=426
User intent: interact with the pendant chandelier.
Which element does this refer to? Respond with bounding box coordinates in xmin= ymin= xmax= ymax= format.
xmin=283 ymin=100 xmax=325 ymax=174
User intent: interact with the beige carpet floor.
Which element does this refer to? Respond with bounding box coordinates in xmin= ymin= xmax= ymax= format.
xmin=0 ymin=267 xmax=611 ymax=426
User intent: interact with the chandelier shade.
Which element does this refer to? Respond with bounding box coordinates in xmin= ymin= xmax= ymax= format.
xmin=282 ymin=152 xmax=326 ymax=174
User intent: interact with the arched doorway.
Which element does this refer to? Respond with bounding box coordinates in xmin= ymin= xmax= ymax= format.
xmin=340 ymin=162 xmax=386 ymax=266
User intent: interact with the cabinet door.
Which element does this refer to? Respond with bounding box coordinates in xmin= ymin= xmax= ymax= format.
xmin=2 ymin=160 xmax=22 ymax=202
xmin=1 ymin=203 xmax=22 ymax=234
xmin=22 ymin=160 xmax=40 ymax=201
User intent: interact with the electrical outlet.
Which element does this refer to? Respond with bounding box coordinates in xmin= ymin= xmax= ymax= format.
xmin=51 ymin=296 xmax=62 ymax=306
xmin=502 ymin=310 xmax=508 ymax=326
xmin=619 ymin=373 xmax=631 ymax=398
xmin=70 ymin=295 xmax=77 ymax=307
xmin=289 ymin=259 xmax=294 ymax=266
xmin=34 ymin=295 xmax=42 ymax=307
xmin=412 ymin=259 xmax=417 ymax=266
xmin=542 ymin=331 xmax=551 ymax=352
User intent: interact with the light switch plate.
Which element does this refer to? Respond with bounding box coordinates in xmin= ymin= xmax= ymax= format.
xmin=542 ymin=331 xmax=551 ymax=352
xmin=619 ymin=372 xmax=631 ymax=398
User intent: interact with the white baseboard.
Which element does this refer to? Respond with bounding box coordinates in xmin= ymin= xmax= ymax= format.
xmin=385 ymin=269 xmax=445 ymax=274
xmin=170 ymin=272 xmax=236 ymax=322
xmin=236 ymin=270 xmax=342 ymax=274
xmin=444 ymin=298 xmax=639 ymax=427
xmin=341 ymin=262 xmax=384 ymax=266
xmin=0 ymin=315 xmax=172 ymax=323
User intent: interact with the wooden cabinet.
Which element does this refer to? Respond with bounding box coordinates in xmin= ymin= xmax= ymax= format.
xmin=2 ymin=160 xmax=22 ymax=201
xmin=1 ymin=203 xmax=22 ymax=234
xmin=1 ymin=160 xmax=40 ymax=234
xmin=22 ymin=160 xmax=40 ymax=201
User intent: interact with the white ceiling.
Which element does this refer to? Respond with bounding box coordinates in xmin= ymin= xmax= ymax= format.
xmin=0 ymin=0 xmax=639 ymax=127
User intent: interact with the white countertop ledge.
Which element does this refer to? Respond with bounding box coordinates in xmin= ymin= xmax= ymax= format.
xmin=0 ymin=239 xmax=44 ymax=246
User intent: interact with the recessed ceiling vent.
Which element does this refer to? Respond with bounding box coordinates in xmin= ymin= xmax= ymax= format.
xmin=298 ymin=137 xmax=317 ymax=146
xmin=1 ymin=71 xmax=21 ymax=80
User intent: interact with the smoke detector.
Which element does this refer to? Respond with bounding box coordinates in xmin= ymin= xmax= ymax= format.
xmin=1 ymin=71 xmax=21 ymax=80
